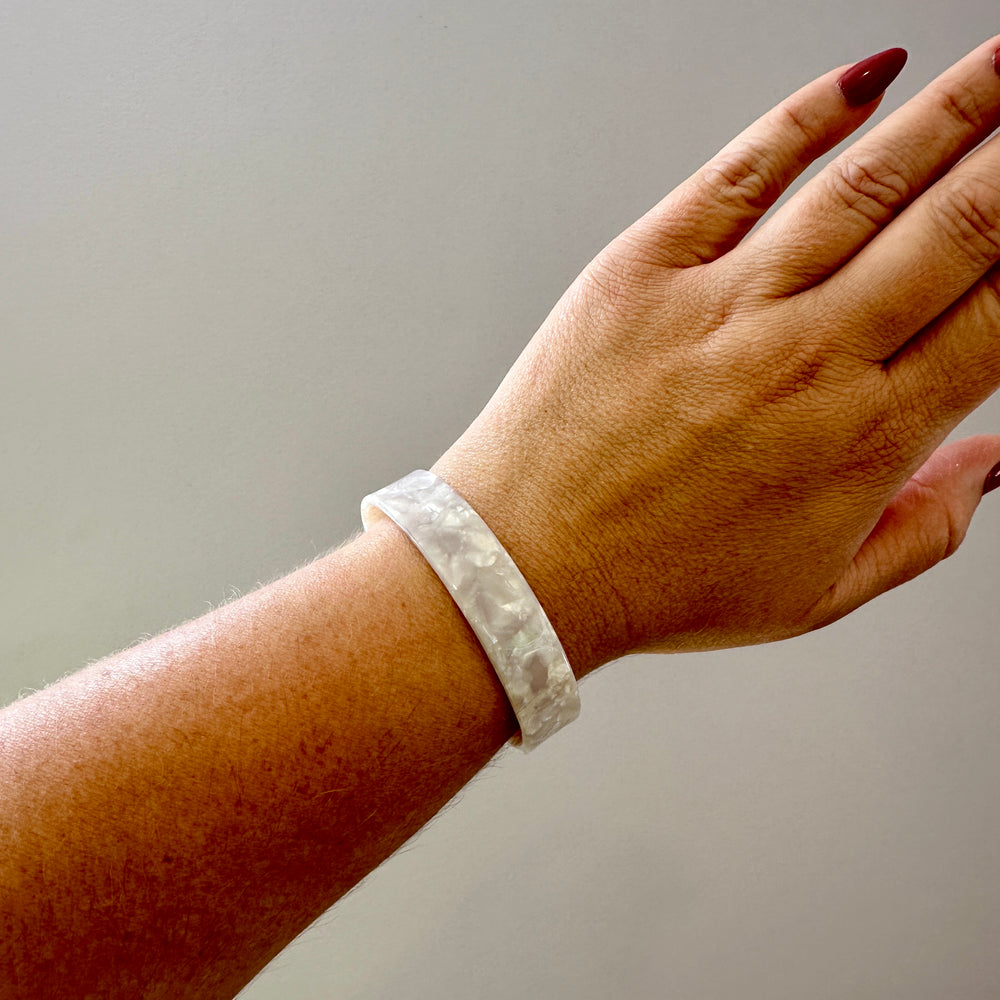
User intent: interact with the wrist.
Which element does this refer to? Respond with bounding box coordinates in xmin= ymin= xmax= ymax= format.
xmin=351 ymin=514 xmax=521 ymax=749
xmin=428 ymin=451 xmax=628 ymax=678
xmin=361 ymin=470 xmax=582 ymax=748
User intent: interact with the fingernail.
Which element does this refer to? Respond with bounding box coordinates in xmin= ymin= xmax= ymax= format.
xmin=993 ymin=45 xmax=1000 ymax=77
xmin=838 ymin=47 xmax=908 ymax=108
xmin=983 ymin=460 xmax=1000 ymax=495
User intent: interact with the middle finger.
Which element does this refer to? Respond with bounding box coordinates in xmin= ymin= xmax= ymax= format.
xmin=734 ymin=35 xmax=1000 ymax=298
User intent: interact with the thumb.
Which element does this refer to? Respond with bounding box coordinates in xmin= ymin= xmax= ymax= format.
xmin=809 ymin=435 xmax=1000 ymax=629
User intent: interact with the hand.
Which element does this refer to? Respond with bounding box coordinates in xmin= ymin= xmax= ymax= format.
xmin=432 ymin=37 xmax=1000 ymax=676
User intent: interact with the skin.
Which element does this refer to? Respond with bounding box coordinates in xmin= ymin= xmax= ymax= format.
xmin=4 ymin=34 xmax=1000 ymax=999
xmin=433 ymin=35 xmax=1000 ymax=670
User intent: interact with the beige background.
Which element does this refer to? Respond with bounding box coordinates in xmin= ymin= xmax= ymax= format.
xmin=2 ymin=2 xmax=1000 ymax=997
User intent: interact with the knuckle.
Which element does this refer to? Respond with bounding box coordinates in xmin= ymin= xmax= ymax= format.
xmin=578 ymin=248 xmax=661 ymax=324
xmin=696 ymin=101 xmax=824 ymax=221
xmin=936 ymin=497 xmax=966 ymax=561
xmin=775 ymin=101 xmax=826 ymax=154
xmin=931 ymin=182 xmax=1000 ymax=269
xmin=579 ymin=260 xmax=634 ymax=320
xmin=757 ymin=343 xmax=833 ymax=402
xmin=909 ymin=476 xmax=966 ymax=562
xmin=701 ymin=140 xmax=783 ymax=215
xmin=844 ymin=408 xmax=905 ymax=477
xmin=721 ymin=328 xmax=858 ymax=424
xmin=936 ymin=81 xmax=990 ymax=134
xmin=800 ymin=369 xmax=906 ymax=481
xmin=825 ymin=150 xmax=912 ymax=227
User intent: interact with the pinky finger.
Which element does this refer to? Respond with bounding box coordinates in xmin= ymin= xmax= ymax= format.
xmin=623 ymin=49 xmax=907 ymax=269
xmin=806 ymin=435 xmax=1000 ymax=630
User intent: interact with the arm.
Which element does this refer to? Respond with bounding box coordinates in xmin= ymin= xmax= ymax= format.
xmin=6 ymin=35 xmax=1000 ymax=1000
xmin=0 ymin=518 xmax=518 ymax=997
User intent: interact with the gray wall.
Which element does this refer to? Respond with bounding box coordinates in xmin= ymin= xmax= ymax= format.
xmin=3 ymin=3 xmax=999 ymax=998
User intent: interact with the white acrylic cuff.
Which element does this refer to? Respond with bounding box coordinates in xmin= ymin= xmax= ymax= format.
xmin=361 ymin=470 xmax=580 ymax=751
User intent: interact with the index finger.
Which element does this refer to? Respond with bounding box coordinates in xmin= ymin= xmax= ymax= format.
xmin=622 ymin=53 xmax=902 ymax=269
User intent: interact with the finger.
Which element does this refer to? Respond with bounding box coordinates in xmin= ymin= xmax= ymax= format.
xmin=618 ymin=50 xmax=906 ymax=269
xmin=885 ymin=262 xmax=1000 ymax=429
xmin=739 ymin=34 xmax=1000 ymax=297
xmin=806 ymin=435 xmax=1000 ymax=629
xmin=809 ymin=125 xmax=1000 ymax=360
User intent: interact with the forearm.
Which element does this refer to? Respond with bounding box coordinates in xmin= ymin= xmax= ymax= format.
xmin=0 ymin=517 xmax=517 ymax=999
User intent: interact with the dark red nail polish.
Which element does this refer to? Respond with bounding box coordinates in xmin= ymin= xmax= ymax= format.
xmin=983 ymin=460 xmax=1000 ymax=495
xmin=993 ymin=46 xmax=1000 ymax=78
xmin=838 ymin=47 xmax=908 ymax=108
